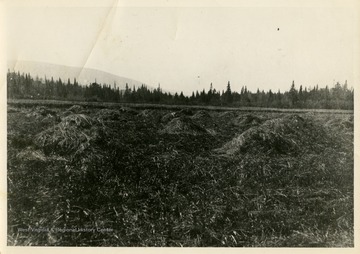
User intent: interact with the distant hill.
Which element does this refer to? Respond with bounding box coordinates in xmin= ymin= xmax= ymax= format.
xmin=7 ymin=61 xmax=147 ymax=90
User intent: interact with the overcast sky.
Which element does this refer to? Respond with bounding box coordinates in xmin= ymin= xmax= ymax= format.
xmin=6 ymin=0 xmax=358 ymax=95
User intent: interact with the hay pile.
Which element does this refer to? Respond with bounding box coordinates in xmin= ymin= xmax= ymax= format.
xmin=190 ymin=110 xmax=217 ymax=135
xmin=61 ymin=105 xmax=85 ymax=117
xmin=26 ymin=106 xmax=57 ymax=118
xmin=137 ymin=109 xmax=161 ymax=119
xmin=161 ymin=109 xmax=193 ymax=123
xmin=94 ymin=107 xmax=138 ymax=121
xmin=68 ymin=105 xmax=84 ymax=113
xmin=323 ymin=116 xmax=354 ymax=144
xmin=24 ymin=106 xmax=60 ymax=126
xmin=216 ymin=114 xmax=315 ymax=156
xmin=232 ymin=114 xmax=263 ymax=127
xmin=138 ymin=109 xmax=154 ymax=117
xmin=95 ymin=109 xmax=123 ymax=121
xmin=119 ymin=107 xmax=138 ymax=115
xmin=191 ymin=110 xmax=211 ymax=120
xmin=325 ymin=117 xmax=353 ymax=131
xmin=178 ymin=108 xmax=193 ymax=116
xmin=161 ymin=111 xmax=180 ymax=123
xmin=159 ymin=116 xmax=209 ymax=135
xmin=35 ymin=114 xmax=102 ymax=155
xmin=137 ymin=109 xmax=162 ymax=124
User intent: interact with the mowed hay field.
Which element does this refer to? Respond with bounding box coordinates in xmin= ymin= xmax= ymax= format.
xmin=7 ymin=104 xmax=354 ymax=247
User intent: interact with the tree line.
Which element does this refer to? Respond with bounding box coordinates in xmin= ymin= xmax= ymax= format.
xmin=7 ymin=70 xmax=354 ymax=109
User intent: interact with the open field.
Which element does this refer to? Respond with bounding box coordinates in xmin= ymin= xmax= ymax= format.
xmin=8 ymin=99 xmax=354 ymax=114
xmin=7 ymin=102 xmax=354 ymax=247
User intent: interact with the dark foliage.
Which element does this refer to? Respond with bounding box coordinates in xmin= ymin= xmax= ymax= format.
xmin=7 ymin=71 xmax=354 ymax=109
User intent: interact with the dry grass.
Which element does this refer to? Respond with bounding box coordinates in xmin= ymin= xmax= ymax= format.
xmin=34 ymin=114 xmax=103 ymax=155
xmin=7 ymin=105 xmax=353 ymax=247
xmin=191 ymin=110 xmax=211 ymax=120
xmin=216 ymin=115 xmax=316 ymax=156
xmin=159 ymin=116 xmax=209 ymax=135
xmin=68 ymin=105 xmax=84 ymax=113
xmin=232 ymin=114 xmax=263 ymax=127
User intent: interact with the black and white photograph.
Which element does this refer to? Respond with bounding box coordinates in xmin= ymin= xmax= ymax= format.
xmin=2 ymin=0 xmax=359 ymax=250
